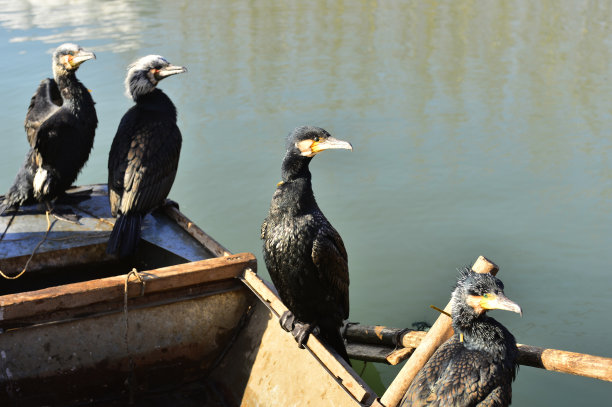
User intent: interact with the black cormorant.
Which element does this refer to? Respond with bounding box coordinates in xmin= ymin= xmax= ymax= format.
xmin=401 ymin=268 xmax=522 ymax=407
xmin=107 ymin=55 xmax=186 ymax=257
xmin=0 ymin=43 xmax=97 ymax=214
xmin=261 ymin=126 xmax=353 ymax=363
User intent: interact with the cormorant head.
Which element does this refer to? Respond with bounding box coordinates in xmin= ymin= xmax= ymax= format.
xmin=286 ymin=126 xmax=353 ymax=158
xmin=125 ymin=55 xmax=187 ymax=100
xmin=452 ymin=268 xmax=522 ymax=321
xmin=52 ymin=43 xmax=96 ymax=79
xmin=281 ymin=126 xmax=353 ymax=181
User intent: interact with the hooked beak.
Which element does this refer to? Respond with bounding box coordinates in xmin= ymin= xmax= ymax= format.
xmin=481 ymin=293 xmax=523 ymax=316
xmin=156 ymin=65 xmax=187 ymax=80
xmin=71 ymin=49 xmax=96 ymax=67
xmin=310 ymin=136 xmax=353 ymax=155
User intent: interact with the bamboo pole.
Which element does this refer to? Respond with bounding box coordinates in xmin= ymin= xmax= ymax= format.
xmin=378 ymin=256 xmax=498 ymax=407
xmin=516 ymin=344 xmax=612 ymax=382
xmin=344 ymin=324 xmax=612 ymax=381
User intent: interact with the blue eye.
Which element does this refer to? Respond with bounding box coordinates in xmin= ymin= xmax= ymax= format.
xmin=483 ymin=294 xmax=489 ymax=299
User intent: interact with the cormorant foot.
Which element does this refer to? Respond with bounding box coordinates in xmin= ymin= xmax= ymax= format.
xmin=51 ymin=210 xmax=81 ymax=224
xmin=279 ymin=310 xmax=296 ymax=332
xmin=45 ymin=202 xmax=81 ymax=224
xmin=292 ymin=322 xmax=315 ymax=349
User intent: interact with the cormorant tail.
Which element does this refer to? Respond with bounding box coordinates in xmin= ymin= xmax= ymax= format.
xmin=107 ymin=213 xmax=142 ymax=257
xmin=318 ymin=320 xmax=351 ymax=365
xmin=1 ymin=155 xmax=36 ymax=215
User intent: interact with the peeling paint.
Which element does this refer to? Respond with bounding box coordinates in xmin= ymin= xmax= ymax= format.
xmin=374 ymin=325 xmax=385 ymax=340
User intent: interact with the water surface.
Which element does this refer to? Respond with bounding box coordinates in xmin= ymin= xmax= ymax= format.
xmin=0 ymin=1 xmax=611 ymax=405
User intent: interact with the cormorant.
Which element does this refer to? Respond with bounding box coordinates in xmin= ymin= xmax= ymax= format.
xmin=107 ymin=55 xmax=186 ymax=257
xmin=401 ymin=268 xmax=522 ymax=407
xmin=261 ymin=126 xmax=353 ymax=363
xmin=0 ymin=43 xmax=97 ymax=214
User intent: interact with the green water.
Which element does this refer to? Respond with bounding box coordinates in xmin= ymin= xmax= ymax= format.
xmin=1 ymin=1 xmax=611 ymax=405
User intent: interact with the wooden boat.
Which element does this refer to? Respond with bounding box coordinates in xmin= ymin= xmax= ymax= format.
xmin=1 ymin=185 xmax=610 ymax=407
xmin=0 ymin=185 xmax=376 ymax=406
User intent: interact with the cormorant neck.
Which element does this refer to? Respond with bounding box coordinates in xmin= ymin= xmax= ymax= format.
xmin=54 ymin=69 xmax=78 ymax=88
xmin=271 ymin=154 xmax=319 ymax=216
xmin=55 ymin=71 xmax=88 ymax=111
xmin=134 ymin=88 xmax=176 ymax=116
xmin=452 ymin=303 xmax=512 ymax=362
xmin=281 ymin=153 xmax=312 ymax=182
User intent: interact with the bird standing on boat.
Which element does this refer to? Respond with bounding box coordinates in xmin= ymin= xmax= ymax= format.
xmin=0 ymin=43 xmax=97 ymax=215
xmin=107 ymin=55 xmax=186 ymax=257
xmin=401 ymin=269 xmax=522 ymax=407
xmin=261 ymin=126 xmax=353 ymax=363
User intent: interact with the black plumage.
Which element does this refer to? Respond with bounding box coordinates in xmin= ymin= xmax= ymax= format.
xmin=107 ymin=55 xmax=186 ymax=257
xmin=401 ymin=269 xmax=522 ymax=407
xmin=1 ymin=43 xmax=97 ymax=213
xmin=261 ymin=126 xmax=353 ymax=363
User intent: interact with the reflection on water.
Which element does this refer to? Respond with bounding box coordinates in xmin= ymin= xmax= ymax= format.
xmin=0 ymin=1 xmax=611 ymax=405
xmin=0 ymin=0 xmax=145 ymax=52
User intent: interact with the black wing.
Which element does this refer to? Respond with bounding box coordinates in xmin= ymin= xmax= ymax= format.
xmin=401 ymin=336 xmax=512 ymax=407
xmin=108 ymin=109 xmax=182 ymax=217
xmin=311 ymin=222 xmax=350 ymax=320
xmin=25 ymin=78 xmax=62 ymax=147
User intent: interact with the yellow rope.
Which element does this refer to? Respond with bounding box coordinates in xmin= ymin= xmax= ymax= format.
xmin=429 ymin=304 xmax=451 ymax=318
xmin=0 ymin=211 xmax=53 ymax=280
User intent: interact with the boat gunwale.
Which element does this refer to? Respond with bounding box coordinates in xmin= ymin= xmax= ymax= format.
xmin=0 ymin=252 xmax=257 ymax=323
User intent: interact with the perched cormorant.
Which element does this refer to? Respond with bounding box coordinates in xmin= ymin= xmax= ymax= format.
xmin=401 ymin=269 xmax=522 ymax=407
xmin=261 ymin=126 xmax=353 ymax=363
xmin=0 ymin=43 xmax=97 ymax=214
xmin=107 ymin=55 xmax=186 ymax=257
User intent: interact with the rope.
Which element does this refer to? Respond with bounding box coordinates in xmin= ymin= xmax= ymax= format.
xmin=0 ymin=211 xmax=54 ymax=280
xmin=124 ymin=268 xmax=146 ymax=405
xmin=430 ymin=305 xmax=451 ymax=318
xmin=0 ymin=211 xmax=16 ymax=242
xmin=0 ymin=200 xmax=113 ymax=280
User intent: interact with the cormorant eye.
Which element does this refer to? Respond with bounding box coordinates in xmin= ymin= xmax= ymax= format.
xmin=313 ymin=135 xmax=320 ymax=142
xmin=483 ymin=293 xmax=489 ymax=299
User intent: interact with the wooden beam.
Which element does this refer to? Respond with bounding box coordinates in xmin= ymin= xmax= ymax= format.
xmin=162 ymin=204 xmax=232 ymax=257
xmin=516 ymin=344 xmax=612 ymax=382
xmin=241 ymin=268 xmax=372 ymax=404
xmin=379 ymin=256 xmax=498 ymax=407
xmin=345 ymin=324 xmax=612 ymax=381
xmin=346 ymin=343 xmax=396 ymax=363
xmin=344 ymin=324 xmax=427 ymax=348
xmin=0 ymin=253 xmax=256 ymax=323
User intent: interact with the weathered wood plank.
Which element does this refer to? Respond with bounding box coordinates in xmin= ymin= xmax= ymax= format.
xmin=163 ymin=204 xmax=231 ymax=257
xmin=0 ymin=253 xmax=256 ymax=322
xmin=241 ymin=268 xmax=372 ymax=404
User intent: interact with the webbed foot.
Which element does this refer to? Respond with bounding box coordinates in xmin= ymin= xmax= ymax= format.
xmin=45 ymin=202 xmax=81 ymax=224
xmin=292 ymin=322 xmax=317 ymax=349
xmin=279 ymin=310 xmax=296 ymax=332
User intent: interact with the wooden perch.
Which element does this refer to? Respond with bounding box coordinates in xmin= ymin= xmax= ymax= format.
xmin=378 ymin=256 xmax=498 ymax=407
xmin=344 ymin=324 xmax=612 ymax=381
xmin=516 ymin=344 xmax=612 ymax=382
